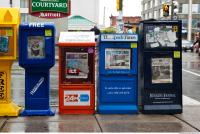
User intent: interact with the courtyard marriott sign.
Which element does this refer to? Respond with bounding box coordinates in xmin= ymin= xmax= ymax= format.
xmin=29 ymin=0 xmax=71 ymax=19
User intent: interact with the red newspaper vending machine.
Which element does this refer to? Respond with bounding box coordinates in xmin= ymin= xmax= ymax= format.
xmin=58 ymin=32 xmax=96 ymax=114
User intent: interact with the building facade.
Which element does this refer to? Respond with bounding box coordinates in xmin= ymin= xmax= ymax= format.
xmin=141 ymin=0 xmax=200 ymax=38
xmin=0 ymin=0 xmax=100 ymax=36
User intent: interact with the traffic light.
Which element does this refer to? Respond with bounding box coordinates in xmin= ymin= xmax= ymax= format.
xmin=116 ymin=0 xmax=122 ymax=11
xmin=172 ymin=0 xmax=179 ymax=20
xmin=163 ymin=4 xmax=169 ymax=17
xmin=116 ymin=0 xmax=120 ymax=11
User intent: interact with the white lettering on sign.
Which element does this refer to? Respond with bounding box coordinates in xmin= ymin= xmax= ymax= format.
xmin=59 ymin=32 xmax=95 ymax=43
xmin=32 ymin=2 xmax=67 ymax=8
xmin=40 ymin=12 xmax=61 ymax=18
xmin=101 ymin=34 xmax=138 ymax=42
xmin=30 ymin=77 xmax=44 ymax=95
xmin=29 ymin=23 xmax=45 ymax=28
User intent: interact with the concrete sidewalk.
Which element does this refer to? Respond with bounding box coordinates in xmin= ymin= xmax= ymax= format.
xmin=0 ymin=106 xmax=200 ymax=132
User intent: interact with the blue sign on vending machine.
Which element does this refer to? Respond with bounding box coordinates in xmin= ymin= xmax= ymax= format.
xmin=98 ymin=34 xmax=138 ymax=114
xmin=18 ymin=23 xmax=55 ymax=116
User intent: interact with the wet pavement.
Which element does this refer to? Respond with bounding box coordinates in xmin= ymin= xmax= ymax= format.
xmin=0 ymin=106 xmax=200 ymax=132
xmin=182 ymin=51 xmax=200 ymax=102
xmin=0 ymin=51 xmax=200 ymax=132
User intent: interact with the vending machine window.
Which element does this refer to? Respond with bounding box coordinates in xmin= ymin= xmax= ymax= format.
xmin=65 ymin=52 xmax=88 ymax=79
xmin=0 ymin=36 xmax=9 ymax=53
xmin=61 ymin=47 xmax=94 ymax=84
xmin=0 ymin=28 xmax=14 ymax=56
xmin=105 ymin=48 xmax=131 ymax=70
xmin=27 ymin=36 xmax=45 ymax=59
xmin=145 ymin=25 xmax=179 ymax=48
xmin=151 ymin=57 xmax=173 ymax=84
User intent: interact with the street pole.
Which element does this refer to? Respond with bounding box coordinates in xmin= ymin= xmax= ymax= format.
xmin=187 ymin=0 xmax=192 ymax=41
xmin=116 ymin=0 xmax=123 ymax=33
xmin=10 ymin=0 xmax=12 ymax=7
xmin=103 ymin=6 xmax=106 ymax=27
xmin=171 ymin=0 xmax=174 ymax=20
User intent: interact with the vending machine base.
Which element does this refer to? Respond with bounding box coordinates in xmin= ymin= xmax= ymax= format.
xmin=0 ymin=102 xmax=21 ymax=116
xmin=98 ymin=105 xmax=138 ymax=114
xmin=59 ymin=109 xmax=94 ymax=115
xmin=143 ymin=105 xmax=182 ymax=114
xmin=0 ymin=61 xmax=21 ymax=116
xmin=20 ymin=109 xmax=55 ymax=116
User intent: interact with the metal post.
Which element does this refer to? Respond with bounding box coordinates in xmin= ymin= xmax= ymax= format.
xmin=171 ymin=0 xmax=175 ymax=20
xmin=103 ymin=7 xmax=106 ymax=27
xmin=10 ymin=0 xmax=12 ymax=7
xmin=116 ymin=0 xmax=123 ymax=33
xmin=187 ymin=0 xmax=192 ymax=41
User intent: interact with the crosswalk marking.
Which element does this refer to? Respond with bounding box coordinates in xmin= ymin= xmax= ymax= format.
xmin=183 ymin=95 xmax=200 ymax=105
xmin=183 ymin=69 xmax=200 ymax=77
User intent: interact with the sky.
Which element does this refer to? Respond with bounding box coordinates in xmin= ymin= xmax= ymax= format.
xmin=99 ymin=0 xmax=142 ymax=27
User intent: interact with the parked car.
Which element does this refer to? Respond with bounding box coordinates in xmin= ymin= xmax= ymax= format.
xmin=182 ymin=40 xmax=193 ymax=52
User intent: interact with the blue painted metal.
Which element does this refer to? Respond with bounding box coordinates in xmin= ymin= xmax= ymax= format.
xmin=98 ymin=34 xmax=138 ymax=114
xmin=139 ymin=20 xmax=182 ymax=114
xmin=18 ymin=23 xmax=55 ymax=116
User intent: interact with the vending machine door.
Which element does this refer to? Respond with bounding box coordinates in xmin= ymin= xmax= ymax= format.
xmin=99 ymin=42 xmax=137 ymax=75
xmin=19 ymin=27 xmax=54 ymax=67
xmin=143 ymin=22 xmax=181 ymax=51
xmin=144 ymin=52 xmax=181 ymax=90
xmin=60 ymin=47 xmax=94 ymax=84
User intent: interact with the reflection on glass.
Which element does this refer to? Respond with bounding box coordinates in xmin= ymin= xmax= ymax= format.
xmin=66 ymin=52 xmax=89 ymax=79
xmin=0 ymin=36 xmax=9 ymax=53
xmin=151 ymin=58 xmax=173 ymax=84
xmin=105 ymin=48 xmax=131 ymax=70
xmin=145 ymin=25 xmax=178 ymax=48
xmin=27 ymin=36 xmax=45 ymax=59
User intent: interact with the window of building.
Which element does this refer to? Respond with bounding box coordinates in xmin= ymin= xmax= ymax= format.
xmin=21 ymin=13 xmax=28 ymax=23
xmin=192 ymin=4 xmax=199 ymax=13
xmin=182 ymin=4 xmax=188 ymax=14
xmin=20 ymin=0 xmax=28 ymax=8
xmin=148 ymin=1 xmax=151 ymax=9
xmin=180 ymin=4 xmax=200 ymax=14
xmin=150 ymin=0 xmax=153 ymax=8
xmin=178 ymin=3 xmax=182 ymax=13
xmin=159 ymin=9 xmax=163 ymax=18
xmin=145 ymin=3 xmax=148 ymax=10
xmin=143 ymin=4 xmax=145 ymax=11
xmin=155 ymin=0 xmax=158 ymax=6
xmin=182 ymin=19 xmax=200 ymax=29
xmin=145 ymin=13 xmax=148 ymax=20
xmin=154 ymin=10 xmax=158 ymax=19
xmin=149 ymin=12 xmax=153 ymax=18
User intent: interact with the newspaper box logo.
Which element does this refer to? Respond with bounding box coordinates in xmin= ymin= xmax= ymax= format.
xmin=65 ymin=94 xmax=79 ymax=102
xmin=64 ymin=91 xmax=90 ymax=106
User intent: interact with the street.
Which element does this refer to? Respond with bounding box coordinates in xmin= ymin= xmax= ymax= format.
xmin=182 ymin=51 xmax=200 ymax=101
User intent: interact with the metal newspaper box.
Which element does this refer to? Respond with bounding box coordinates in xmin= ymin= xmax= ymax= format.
xmin=58 ymin=32 xmax=95 ymax=114
xmin=19 ymin=23 xmax=55 ymax=116
xmin=0 ymin=8 xmax=21 ymax=116
xmin=98 ymin=34 xmax=138 ymax=114
xmin=139 ymin=20 xmax=182 ymax=114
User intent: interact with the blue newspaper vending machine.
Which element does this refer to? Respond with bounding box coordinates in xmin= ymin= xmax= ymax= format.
xmin=18 ymin=23 xmax=55 ymax=116
xmin=139 ymin=20 xmax=182 ymax=114
xmin=98 ymin=34 xmax=138 ymax=114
